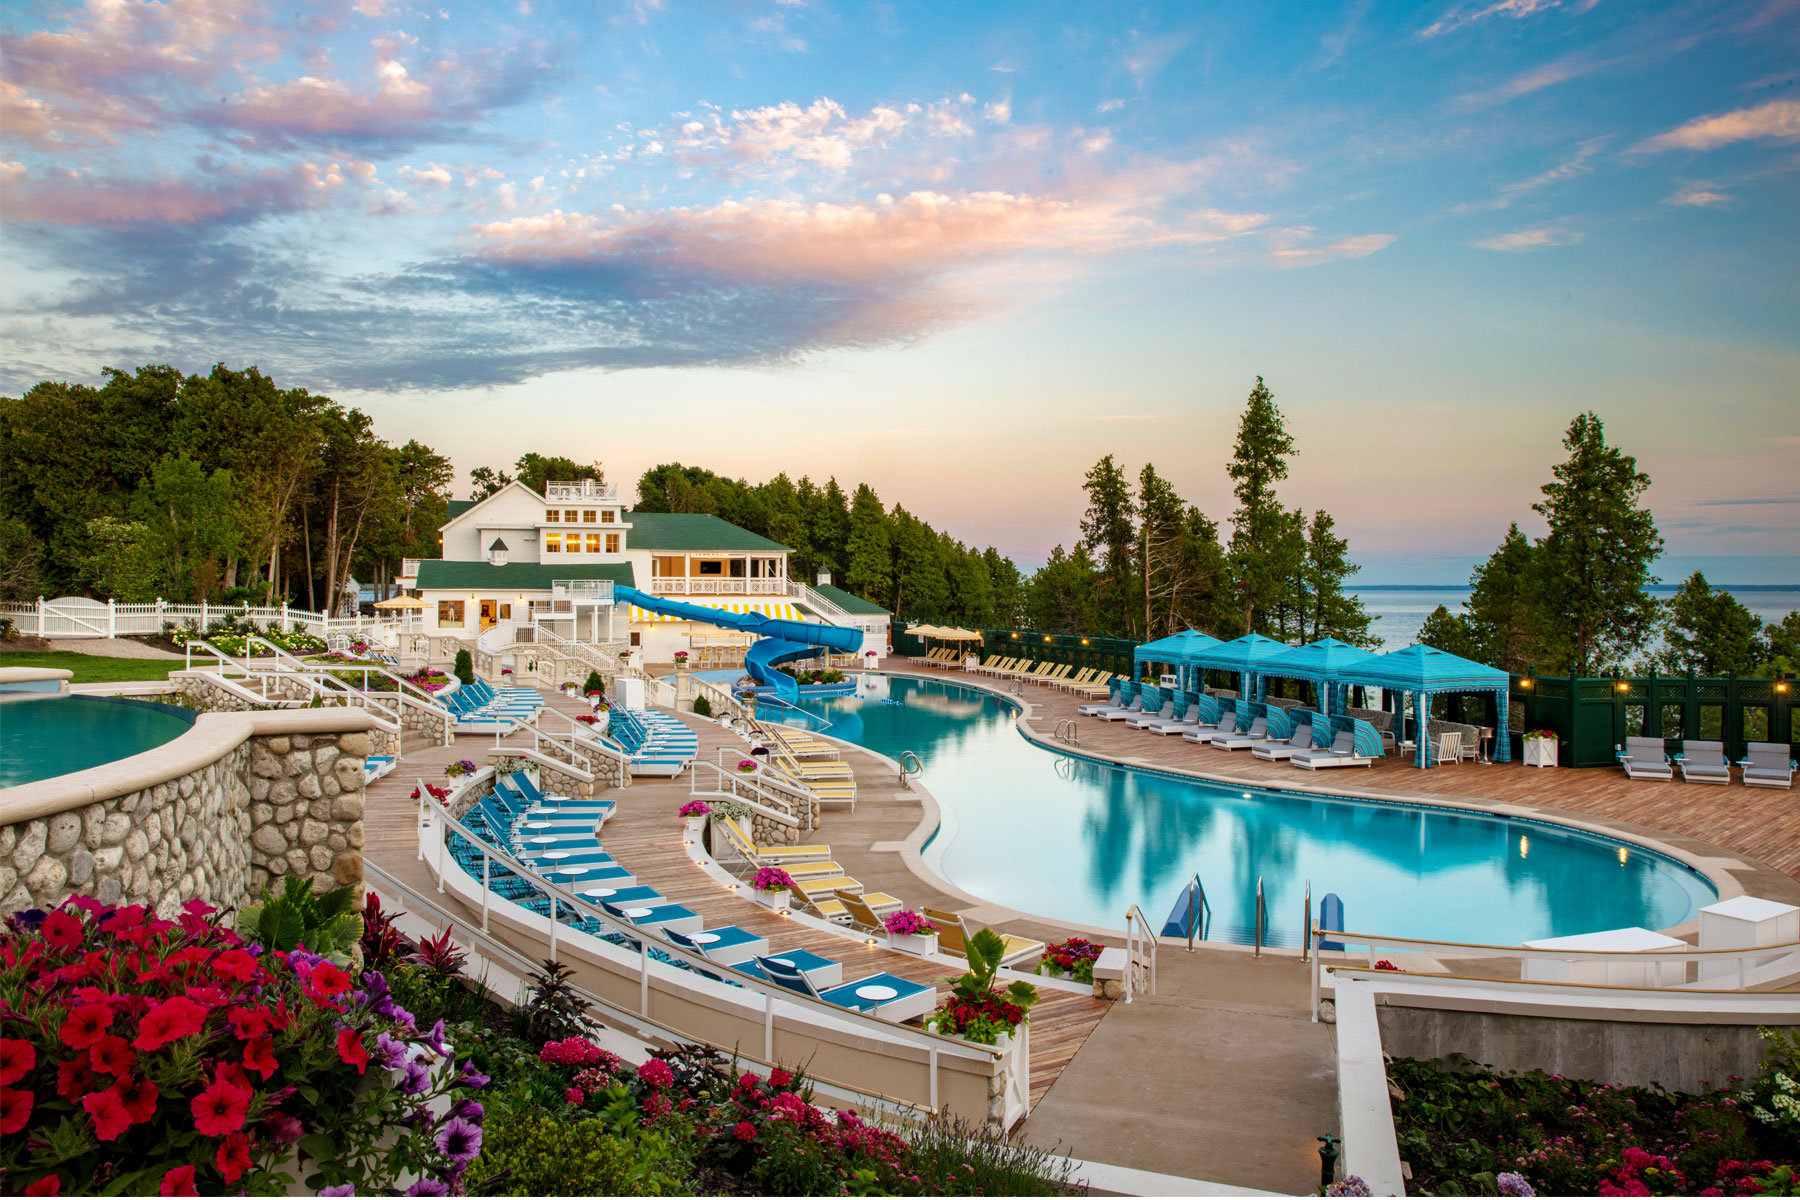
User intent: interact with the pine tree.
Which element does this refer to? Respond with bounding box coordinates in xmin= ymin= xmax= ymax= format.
xmin=1226 ymin=377 xmax=1297 ymax=635
xmin=1078 ymin=455 xmax=1138 ymax=637
xmin=1532 ymin=412 xmax=1663 ymax=675
xmin=1137 ymin=463 xmax=1188 ymax=637
xmin=1301 ymin=510 xmax=1376 ymax=646
xmin=842 ymin=483 xmax=892 ymax=606
xmin=1660 ymin=572 xmax=1766 ymax=676
xmin=1463 ymin=523 xmax=1547 ymax=672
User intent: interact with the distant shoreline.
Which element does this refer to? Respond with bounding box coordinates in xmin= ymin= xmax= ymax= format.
xmin=1354 ymin=583 xmax=1799 ymax=592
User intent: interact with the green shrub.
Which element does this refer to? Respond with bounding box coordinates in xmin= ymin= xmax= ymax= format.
xmin=903 ymin=1114 xmax=1077 ymax=1196
xmin=236 ymin=875 xmax=363 ymax=965
xmin=691 ymin=694 xmax=712 ymax=718
xmin=469 ymin=1114 xmax=664 ymax=1196
xmin=748 ymin=1117 xmax=844 ymax=1196
xmin=454 ymin=648 xmax=475 ymax=685
xmin=583 ymin=669 xmax=605 ymax=695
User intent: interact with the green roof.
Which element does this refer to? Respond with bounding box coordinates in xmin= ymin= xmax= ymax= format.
xmin=413 ymin=560 xmax=636 ymax=591
xmin=446 ymin=499 xmax=477 ymax=520
xmin=623 ymin=511 xmax=790 ymax=553
xmin=812 ymin=583 xmax=890 ymax=615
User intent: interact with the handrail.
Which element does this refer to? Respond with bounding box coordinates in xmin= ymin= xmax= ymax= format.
xmin=248 ymin=634 xmax=441 ymax=710
xmin=412 ymin=781 xmax=998 ymax=1066
xmin=1308 ymin=926 xmax=1800 ymax=1020
xmin=690 ymin=760 xmax=803 ymax=829
xmin=1253 ymin=876 xmax=1267 ymax=959
xmin=182 ymin=638 xmax=404 ymax=735
xmin=898 ymin=750 xmax=923 ymax=785
xmin=1301 ymin=879 xmax=1313 ymax=965
xmin=1124 ymin=904 xmax=1157 ymax=1002
xmin=1180 ymin=871 xmax=1211 ymax=951
xmin=1052 ymin=719 xmax=1079 ymax=746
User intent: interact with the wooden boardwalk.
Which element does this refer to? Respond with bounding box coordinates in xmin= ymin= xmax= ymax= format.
xmin=361 ymin=690 xmax=1110 ymax=1110
xmin=889 ymin=660 xmax=1800 ymax=907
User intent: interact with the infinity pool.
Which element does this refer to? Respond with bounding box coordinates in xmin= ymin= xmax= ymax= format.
xmin=764 ymin=675 xmax=1717 ymax=947
xmin=0 ymin=695 xmax=196 ymax=789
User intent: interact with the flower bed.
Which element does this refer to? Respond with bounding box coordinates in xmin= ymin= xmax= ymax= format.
xmin=0 ymin=896 xmax=486 ymax=1196
xmin=1388 ymin=1040 xmax=1800 ymax=1196
xmin=1037 ymin=937 xmax=1103 ymax=985
xmin=678 ymin=800 xmax=712 ymax=818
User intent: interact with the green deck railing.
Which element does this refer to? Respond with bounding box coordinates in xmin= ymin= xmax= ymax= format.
xmin=1510 ymin=670 xmax=1796 ymax=767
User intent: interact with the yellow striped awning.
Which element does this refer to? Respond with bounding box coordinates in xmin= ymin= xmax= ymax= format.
xmin=629 ymin=601 xmax=806 ymax=624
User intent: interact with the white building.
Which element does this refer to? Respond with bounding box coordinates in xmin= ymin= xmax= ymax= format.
xmin=397 ymin=480 xmax=889 ymax=664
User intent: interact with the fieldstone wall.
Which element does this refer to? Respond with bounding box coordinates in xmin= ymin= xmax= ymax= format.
xmin=487 ymin=750 xmax=593 ymax=801
xmin=245 ymin=730 xmax=368 ymax=895
xmin=174 ymin=673 xmax=402 ymax=756
xmin=748 ymin=808 xmax=801 ymax=847
xmin=530 ymin=733 xmax=629 ymax=790
xmin=174 ymin=673 xmax=263 ymax=714
xmin=1 ymin=713 xmax=371 ymax=918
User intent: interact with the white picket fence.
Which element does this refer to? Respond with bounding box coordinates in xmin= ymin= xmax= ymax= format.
xmin=0 ymin=597 xmax=413 ymax=641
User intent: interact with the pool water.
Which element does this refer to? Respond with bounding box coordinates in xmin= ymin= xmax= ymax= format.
xmin=0 ymin=695 xmax=197 ymax=789
xmin=764 ymin=676 xmax=1717 ymax=947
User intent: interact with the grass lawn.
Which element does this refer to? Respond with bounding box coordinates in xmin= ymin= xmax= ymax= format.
xmin=0 ymin=650 xmax=181 ymax=684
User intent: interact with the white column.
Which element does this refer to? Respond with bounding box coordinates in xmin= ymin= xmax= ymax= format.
xmin=107 ymin=598 xmax=116 ymax=638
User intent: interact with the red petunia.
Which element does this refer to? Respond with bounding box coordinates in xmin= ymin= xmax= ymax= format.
xmin=89 ymin=1035 xmax=136 ymax=1077
xmin=42 ymin=910 xmax=84 ymax=950
xmin=185 ymin=986 xmax=230 ymax=1010
xmin=211 ymin=949 xmax=257 ymax=982
xmin=242 ymin=1037 xmax=277 ymax=1081
xmin=133 ymin=997 xmax=207 ymax=1052
xmin=271 ymin=1000 xmax=292 ymax=1031
xmin=215 ymin=1132 xmax=252 ymax=1184
xmin=228 ymin=1006 xmax=273 ymax=1040
xmin=98 ymin=904 xmax=148 ymax=934
xmin=22 ymin=1176 xmax=60 ymax=1196
xmin=55 ymin=1059 xmax=95 ymax=1103
xmin=0 ymin=1038 xmax=34 ymax=1086
xmin=82 ymin=1089 xmax=132 ymax=1141
xmin=304 ymin=963 xmax=353 ymax=1007
xmin=0 ymin=1086 xmax=32 ymax=1135
xmin=159 ymin=1165 xmax=198 ymax=1196
xmin=59 ymin=1002 xmax=114 ymax=1050
xmin=335 ymin=1028 xmax=370 ymax=1076
xmin=190 ymin=1079 xmax=252 ymax=1137
xmin=215 ymin=1062 xmax=253 ymax=1093
xmin=111 ymin=1076 xmax=158 ymax=1123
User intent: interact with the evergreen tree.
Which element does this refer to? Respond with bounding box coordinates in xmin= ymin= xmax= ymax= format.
xmin=811 ymin=478 xmax=852 ymax=579
xmin=512 ymin=453 xmax=603 ymax=494
xmin=842 ymin=484 xmax=891 ymax=605
xmin=1463 ymin=524 xmax=1547 ymax=672
xmin=1078 ymin=454 xmax=1138 ymax=637
xmin=1416 ymin=604 xmax=1482 ymax=660
xmin=1025 ymin=544 xmax=1099 ymax=634
xmin=1301 ymin=510 xmax=1377 ymax=646
xmin=1753 ymin=611 xmax=1800 ymax=679
xmin=1136 ymin=463 xmax=1188 ymax=637
xmin=1172 ymin=506 xmax=1240 ymax=638
xmin=1660 ymin=573 xmax=1766 ymax=676
xmin=1531 ymin=412 xmax=1663 ymax=675
xmin=983 ymin=548 xmax=1025 ymax=627
xmin=1226 ymin=376 xmax=1297 ymax=635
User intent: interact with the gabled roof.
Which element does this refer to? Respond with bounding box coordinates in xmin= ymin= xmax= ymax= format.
xmin=413 ymin=560 xmax=636 ymax=591
xmin=1134 ymin=629 xmax=1221 ymax=664
xmin=1189 ymin=633 xmax=1292 ymax=672
xmin=623 ymin=511 xmax=790 ymax=553
xmin=1258 ymin=637 xmax=1378 ymax=681
xmin=812 ymin=583 xmax=889 ymax=615
xmin=487 ymin=537 xmax=509 ymax=552
xmin=446 ymin=499 xmax=477 ymax=521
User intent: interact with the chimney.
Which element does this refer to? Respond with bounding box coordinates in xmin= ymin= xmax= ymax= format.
xmin=817 ymin=571 xmax=832 ymax=586
xmin=488 ymin=537 xmax=510 ymax=566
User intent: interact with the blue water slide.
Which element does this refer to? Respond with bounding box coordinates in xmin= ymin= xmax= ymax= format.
xmin=612 ymin=585 xmax=862 ymax=702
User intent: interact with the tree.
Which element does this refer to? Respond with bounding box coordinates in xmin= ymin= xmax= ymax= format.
xmin=513 ymin=453 xmax=602 ymax=495
xmin=1136 ymin=463 xmax=1187 ymax=637
xmin=0 ymin=515 xmax=43 ymax=602
xmin=1531 ymin=412 xmax=1663 ymax=675
xmin=468 ymin=465 xmax=513 ymax=501
xmin=1171 ymin=505 xmax=1240 ymax=638
xmin=1417 ymin=604 xmax=1482 ymax=660
xmin=1301 ymin=510 xmax=1376 ymax=646
xmin=984 ymin=548 xmax=1026 ymax=628
xmin=1462 ymin=524 xmax=1547 ymax=672
xmin=1660 ymin=573 xmax=1766 ymax=676
xmin=138 ymin=454 xmax=239 ymax=599
xmin=1025 ymin=544 xmax=1100 ymax=634
xmin=1753 ymin=611 xmax=1800 ymax=679
xmin=1226 ymin=377 xmax=1297 ymax=635
xmin=842 ymin=484 xmax=892 ymax=606
xmin=1078 ymin=455 xmax=1138 ymax=637
xmin=81 ymin=516 xmax=161 ymax=602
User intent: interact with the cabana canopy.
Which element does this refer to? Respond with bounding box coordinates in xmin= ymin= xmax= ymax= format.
xmin=1257 ymin=637 xmax=1378 ymax=718
xmin=1133 ymin=630 xmax=1222 ymax=690
xmin=1338 ymin=644 xmax=1512 ymax=768
xmin=1188 ymin=633 xmax=1291 ymax=695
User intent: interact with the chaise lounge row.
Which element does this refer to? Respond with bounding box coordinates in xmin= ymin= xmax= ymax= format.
xmin=1619 ymin=737 xmax=1795 ymax=788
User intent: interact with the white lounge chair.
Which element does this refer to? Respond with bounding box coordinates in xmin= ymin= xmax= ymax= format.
xmin=1212 ymin=716 xmax=1270 ymax=750
xmin=1618 ymin=736 xmax=1673 ymax=782
xmin=1098 ymin=695 xmax=1153 ymax=722
xmin=1740 ymin=741 xmax=1795 ymax=790
xmin=1183 ymin=709 xmax=1240 ymax=745
xmin=1675 ymin=739 xmax=1732 ymax=785
xmin=1253 ymin=724 xmax=1316 ymax=761
xmin=1145 ymin=706 xmax=1203 ymax=736
xmin=1125 ymin=700 xmax=1176 ymax=729
xmin=1292 ymin=731 xmax=1375 ymax=770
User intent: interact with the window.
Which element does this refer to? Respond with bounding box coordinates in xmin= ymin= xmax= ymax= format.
xmin=605 ymin=533 xmax=620 ymax=553
xmin=437 ymin=601 xmax=465 ymax=624
xmin=545 ymin=509 xmax=559 ymax=522
xmin=564 ymin=509 xmax=578 ymax=523
xmin=498 ymin=604 xmax=512 ymax=620
xmin=544 ymin=532 xmax=562 ymax=553
xmin=601 ymin=510 xmax=616 ymax=523
xmin=698 ymin=560 xmax=724 ymax=576
xmin=586 ymin=533 xmax=602 ymax=553
xmin=629 ymin=631 xmax=641 ymax=647
xmin=582 ymin=510 xmax=597 ymax=523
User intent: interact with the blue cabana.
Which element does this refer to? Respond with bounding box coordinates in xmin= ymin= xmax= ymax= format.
xmin=1133 ymin=630 xmax=1221 ymax=692
xmin=1187 ymin=633 xmax=1291 ymax=699
xmin=1338 ymin=644 xmax=1512 ymax=768
xmin=1257 ymin=638 xmax=1379 ymax=719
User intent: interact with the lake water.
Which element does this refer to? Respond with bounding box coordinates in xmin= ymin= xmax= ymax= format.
xmin=1355 ymin=585 xmax=1799 ymax=650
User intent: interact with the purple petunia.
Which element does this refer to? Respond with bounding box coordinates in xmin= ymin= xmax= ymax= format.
xmin=448 ymin=1098 xmax=484 ymax=1123
xmin=434 ymin=1116 xmax=483 ymax=1162
xmin=318 ymin=1186 xmax=356 ymax=1196
xmin=403 ymin=1181 xmax=449 ymax=1197
xmin=375 ymin=1033 xmax=409 ymax=1070
xmin=400 ymin=1061 xmax=431 ymax=1095
xmin=1497 ymin=1174 xmax=1535 ymax=1197
xmin=422 ymin=1019 xmax=448 ymax=1055
xmin=456 ymin=1061 xmax=489 ymax=1088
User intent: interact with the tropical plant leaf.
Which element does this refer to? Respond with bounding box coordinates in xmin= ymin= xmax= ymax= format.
xmin=258 ymin=902 xmax=305 ymax=952
xmin=313 ymin=883 xmax=358 ymax=921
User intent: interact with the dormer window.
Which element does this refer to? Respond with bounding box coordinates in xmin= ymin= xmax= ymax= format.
xmin=488 ymin=537 xmax=510 ymax=566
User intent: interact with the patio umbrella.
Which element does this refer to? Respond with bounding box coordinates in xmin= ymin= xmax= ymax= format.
xmin=373 ymin=596 xmax=425 ymax=610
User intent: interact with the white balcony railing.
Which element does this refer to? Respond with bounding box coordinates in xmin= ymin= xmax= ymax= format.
xmin=399 ymin=558 xmax=423 ymax=579
xmin=544 ymin=480 xmax=618 ymax=504
xmin=646 ymin=578 xmax=790 ymax=596
xmin=550 ymin=579 xmax=615 ymax=604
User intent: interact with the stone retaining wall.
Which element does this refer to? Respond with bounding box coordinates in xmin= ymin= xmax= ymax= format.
xmin=1 ymin=710 xmax=375 ymax=917
xmin=174 ymin=673 xmax=401 ymax=756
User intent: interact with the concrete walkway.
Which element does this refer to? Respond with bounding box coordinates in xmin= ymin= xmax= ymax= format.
xmin=45 ymin=637 xmax=184 ymax=659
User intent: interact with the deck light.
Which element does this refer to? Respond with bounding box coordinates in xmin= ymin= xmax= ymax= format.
xmin=1044 ymin=635 xmax=1052 ymax=643
xmin=1778 ymin=681 xmax=1790 ymax=693
xmin=1616 ymin=681 xmax=1629 ymax=693
xmin=1520 ymin=678 xmax=1533 ymax=689
xmin=1081 ymin=638 xmax=1090 ymax=645
xmin=865 ymin=937 xmax=878 ymax=947
xmin=1011 ymin=632 xmax=1018 ymax=639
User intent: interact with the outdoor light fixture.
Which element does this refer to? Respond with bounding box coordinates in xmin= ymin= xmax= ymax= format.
xmin=1044 ymin=635 xmax=1052 ymax=643
xmin=1616 ymin=681 xmax=1629 ymax=693
xmin=1778 ymin=680 xmax=1791 ymax=693
xmin=1011 ymin=632 xmax=1018 ymax=639
xmin=1520 ymin=677 xmax=1533 ymax=689
xmin=865 ymin=937 xmax=878 ymax=947
xmin=1081 ymin=638 xmax=1090 ymax=645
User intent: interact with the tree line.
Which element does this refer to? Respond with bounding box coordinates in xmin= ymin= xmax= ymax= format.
xmin=1416 ymin=412 xmax=1797 ymax=679
xmin=1 ymin=365 xmax=451 ymax=610
xmin=1028 ymin=378 xmax=1376 ymax=646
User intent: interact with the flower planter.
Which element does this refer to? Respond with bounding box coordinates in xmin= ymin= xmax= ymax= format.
xmin=1523 ymin=739 xmax=1558 ymax=769
xmin=887 ymin=931 xmax=938 ymax=956
xmin=682 ymin=815 xmax=706 ymax=841
xmin=751 ymin=888 xmax=791 ymax=911
xmin=945 ymin=1029 xmax=1011 ymax=1052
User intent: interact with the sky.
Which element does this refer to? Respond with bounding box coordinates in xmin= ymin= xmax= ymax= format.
xmin=3 ymin=0 xmax=1797 ymax=582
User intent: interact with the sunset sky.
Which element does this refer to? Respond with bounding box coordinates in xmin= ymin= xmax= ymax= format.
xmin=4 ymin=0 xmax=1796 ymax=580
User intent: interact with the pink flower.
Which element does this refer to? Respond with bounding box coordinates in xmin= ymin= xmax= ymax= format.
xmin=159 ymin=1165 xmax=198 ymax=1196
xmin=565 ymin=1087 xmax=585 ymax=1106
xmin=637 ymin=1058 xmax=674 ymax=1089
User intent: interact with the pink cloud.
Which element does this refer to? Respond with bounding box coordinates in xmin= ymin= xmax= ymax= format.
xmin=1269 ymin=227 xmax=1398 ymax=266
xmin=1631 ymin=99 xmax=1800 ymax=154
xmin=1 ymin=162 xmax=345 ymax=227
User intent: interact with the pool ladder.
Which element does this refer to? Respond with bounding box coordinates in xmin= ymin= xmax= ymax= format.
xmin=898 ymin=750 xmax=923 ymax=786
xmin=1053 ymin=719 xmax=1080 ymax=746
xmin=1249 ymin=875 xmax=1315 ymax=961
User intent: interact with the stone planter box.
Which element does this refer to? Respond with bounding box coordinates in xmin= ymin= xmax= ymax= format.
xmin=1523 ymin=738 xmax=1558 ymax=768
xmin=887 ymin=931 xmax=939 ymax=956
xmin=751 ymin=887 xmax=791 ymax=911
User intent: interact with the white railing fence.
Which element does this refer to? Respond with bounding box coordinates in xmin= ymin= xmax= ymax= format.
xmin=1 ymin=597 xmax=410 ymax=641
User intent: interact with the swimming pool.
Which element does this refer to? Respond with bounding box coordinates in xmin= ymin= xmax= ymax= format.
xmin=0 ymin=695 xmax=197 ymax=790
xmin=763 ymin=675 xmax=1718 ymax=947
